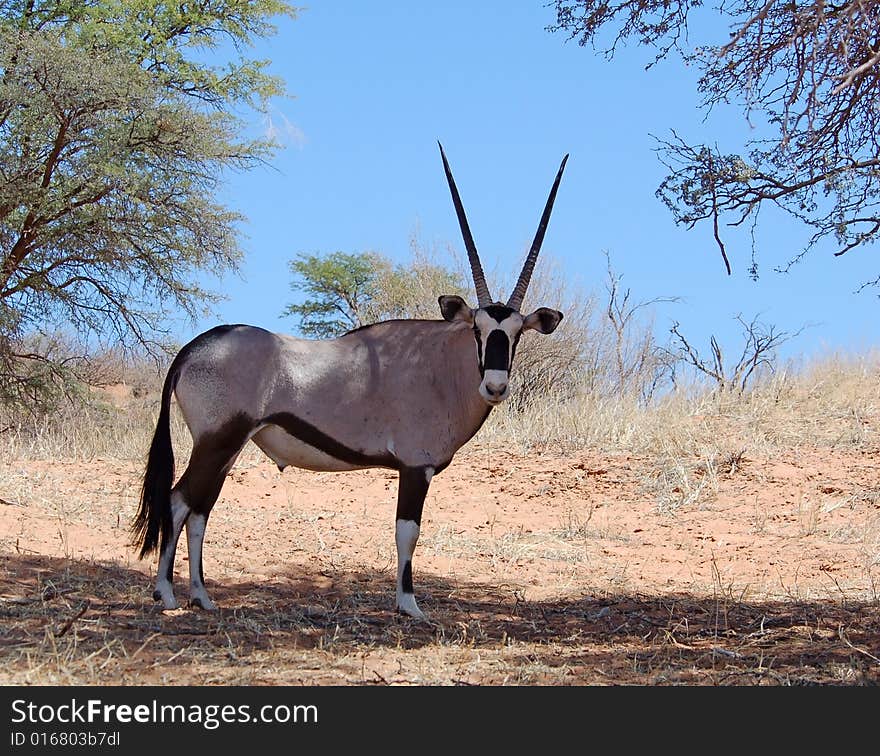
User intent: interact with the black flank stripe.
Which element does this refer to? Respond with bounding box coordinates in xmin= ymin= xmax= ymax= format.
xmin=262 ymin=412 xmax=399 ymax=470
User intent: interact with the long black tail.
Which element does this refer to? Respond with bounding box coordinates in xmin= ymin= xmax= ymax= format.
xmin=131 ymin=361 xmax=180 ymax=558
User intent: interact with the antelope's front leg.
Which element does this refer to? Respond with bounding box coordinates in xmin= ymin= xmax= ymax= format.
xmin=395 ymin=466 xmax=433 ymax=620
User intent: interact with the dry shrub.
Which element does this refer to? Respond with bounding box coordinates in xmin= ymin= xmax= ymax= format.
xmin=366 ymin=233 xmax=472 ymax=321
xmin=477 ymin=349 xmax=880 ymax=511
xmin=492 ymin=350 xmax=878 ymax=452
xmin=0 ymin=346 xmax=177 ymax=461
xmin=502 ymin=252 xmax=673 ymax=411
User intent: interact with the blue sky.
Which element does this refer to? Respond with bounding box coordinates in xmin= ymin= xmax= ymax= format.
xmin=199 ymin=2 xmax=877 ymax=361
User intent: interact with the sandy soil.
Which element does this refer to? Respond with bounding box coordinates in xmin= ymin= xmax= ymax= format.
xmin=1 ymin=441 xmax=878 ymax=685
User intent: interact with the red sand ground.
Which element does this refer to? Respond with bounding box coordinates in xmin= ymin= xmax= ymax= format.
xmin=1 ymin=443 xmax=878 ymax=684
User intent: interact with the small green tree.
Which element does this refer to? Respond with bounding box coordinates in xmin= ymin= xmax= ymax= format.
xmin=283 ymin=251 xmax=387 ymax=338
xmin=0 ymin=0 xmax=295 ymax=411
xmin=284 ymin=244 xmax=471 ymax=338
xmin=366 ymin=240 xmax=470 ymax=322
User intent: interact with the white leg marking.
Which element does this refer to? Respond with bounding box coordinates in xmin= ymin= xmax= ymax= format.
xmin=395 ymin=519 xmax=425 ymax=620
xmin=186 ymin=513 xmax=217 ymax=611
xmin=424 ymin=466 xmax=435 ymax=484
xmin=153 ymin=493 xmax=190 ymax=610
xmin=396 ymin=591 xmax=425 ymax=620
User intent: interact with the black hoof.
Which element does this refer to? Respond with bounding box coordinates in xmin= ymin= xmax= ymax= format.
xmin=152 ymin=590 xmax=162 ymax=602
xmin=189 ymin=597 xmax=205 ymax=609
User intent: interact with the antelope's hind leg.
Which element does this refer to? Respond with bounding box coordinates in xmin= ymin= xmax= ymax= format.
xmin=175 ymin=417 xmax=253 ymax=610
xmin=152 ymin=491 xmax=191 ymax=610
xmin=395 ymin=465 xmax=433 ymax=620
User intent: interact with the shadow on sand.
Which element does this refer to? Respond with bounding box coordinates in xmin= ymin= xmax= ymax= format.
xmin=1 ymin=553 xmax=878 ymax=684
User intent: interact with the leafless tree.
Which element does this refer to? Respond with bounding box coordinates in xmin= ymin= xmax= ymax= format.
xmin=549 ymin=2 xmax=880 ymax=283
xmin=603 ymin=252 xmax=679 ymax=401
xmin=669 ymin=314 xmax=803 ymax=393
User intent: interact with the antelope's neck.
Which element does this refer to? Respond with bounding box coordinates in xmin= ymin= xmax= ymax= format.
xmin=444 ymin=323 xmax=493 ymax=449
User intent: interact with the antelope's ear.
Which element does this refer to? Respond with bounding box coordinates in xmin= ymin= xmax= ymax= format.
xmin=438 ymin=295 xmax=474 ymax=325
xmin=523 ymin=308 xmax=563 ymax=334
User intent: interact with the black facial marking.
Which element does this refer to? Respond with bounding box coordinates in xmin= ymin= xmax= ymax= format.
xmin=401 ymin=561 xmax=414 ymax=593
xmin=510 ymin=332 xmax=522 ymax=371
xmin=473 ymin=326 xmax=484 ymax=376
xmin=484 ymin=304 xmax=515 ymax=321
xmin=262 ymin=412 xmax=399 ymax=470
xmin=484 ymin=329 xmax=511 ymax=372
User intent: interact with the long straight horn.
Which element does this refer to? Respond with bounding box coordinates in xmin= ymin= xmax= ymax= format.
xmin=438 ymin=142 xmax=492 ymax=307
xmin=507 ymin=154 xmax=569 ymax=310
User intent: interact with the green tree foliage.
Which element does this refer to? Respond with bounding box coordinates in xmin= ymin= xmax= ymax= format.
xmin=549 ymin=2 xmax=880 ymax=283
xmin=0 ymin=0 xmax=295 ymax=410
xmin=284 ymin=246 xmax=470 ymax=338
xmin=284 ymin=251 xmax=385 ymax=338
xmin=366 ymin=249 xmax=470 ymax=323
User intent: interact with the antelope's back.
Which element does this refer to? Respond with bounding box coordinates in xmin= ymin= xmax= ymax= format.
xmin=170 ymin=320 xmax=486 ymax=468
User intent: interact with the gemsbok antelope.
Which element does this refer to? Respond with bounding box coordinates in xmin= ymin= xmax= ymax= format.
xmin=133 ymin=143 xmax=568 ymax=619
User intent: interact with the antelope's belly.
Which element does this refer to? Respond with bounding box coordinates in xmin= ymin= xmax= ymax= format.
xmin=251 ymin=425 xmax=364 ymax=472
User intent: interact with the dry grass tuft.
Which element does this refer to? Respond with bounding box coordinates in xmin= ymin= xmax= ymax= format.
xmin=480 ymin=351 xmax=880 ymax=509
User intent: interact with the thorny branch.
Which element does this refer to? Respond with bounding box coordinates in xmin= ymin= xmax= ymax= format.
xmin=550 ymin=2 xmax=880 ymax=280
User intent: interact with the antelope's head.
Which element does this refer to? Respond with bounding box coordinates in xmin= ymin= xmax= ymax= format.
xmin=437 ymin=143 xmax=567 ymax=406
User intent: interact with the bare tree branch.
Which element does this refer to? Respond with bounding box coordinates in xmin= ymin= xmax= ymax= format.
xmin=669 ymin=314 xmax=804 ymax=393
xmin=550 ymin=1 xmax=880 ymax=282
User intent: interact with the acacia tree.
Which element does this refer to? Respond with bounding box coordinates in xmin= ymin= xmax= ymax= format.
xmin=0 ymin=0 xmax=294 ymax=410
xmin=549 ymin=2 xmax=880 ymax=282
xmin=284 ymin=246 xmax=470 ymax=338
xmin=284 ymin=251 xmax=387 ymax=337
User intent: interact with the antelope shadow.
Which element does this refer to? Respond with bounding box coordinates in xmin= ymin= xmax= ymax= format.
xmin=1 ymin=553 xmax=877 ymax=685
